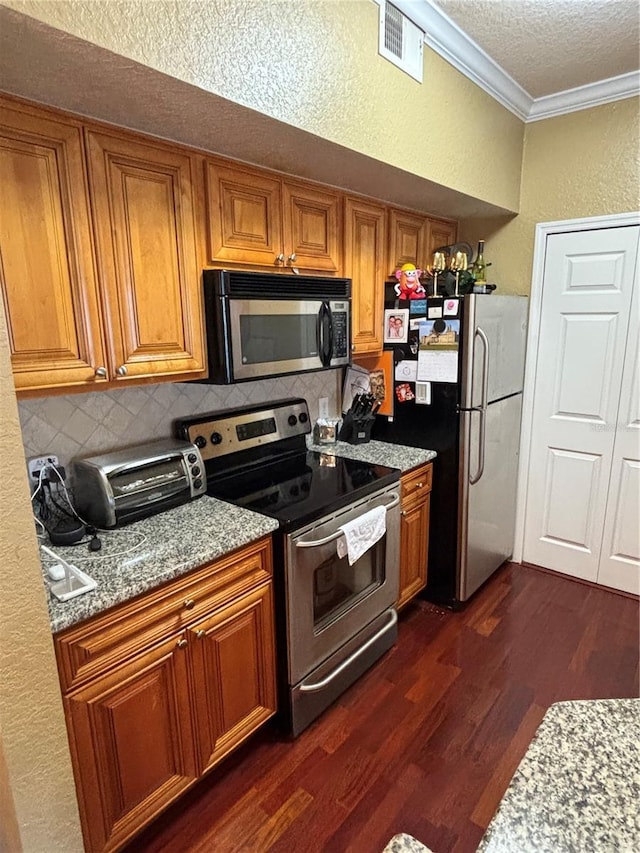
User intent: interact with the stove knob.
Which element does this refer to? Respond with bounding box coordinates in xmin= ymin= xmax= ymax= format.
xmin=210 ymin=432 xmax=222 ymax=445
xmin=194 ymin=435 xmax=206 ymax=449
xmin=191 ymin=465 xmax=201 ymax=477
xmin=193 ymin=478 xmax=203 ymax=490
xmin=299 ymin=412 xmax=308 ymax=423
xmin=288 ymin=415 xmax=298 ymax=426
xmin=187 ymin=453 xmax=197 ymax=464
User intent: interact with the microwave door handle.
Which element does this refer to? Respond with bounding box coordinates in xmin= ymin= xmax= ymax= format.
xmin=317 ymin=301 xmax=333 ymax=367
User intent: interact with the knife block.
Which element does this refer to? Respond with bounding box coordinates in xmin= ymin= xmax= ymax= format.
xmin=338 ymin=411 xmax=375 ymax=444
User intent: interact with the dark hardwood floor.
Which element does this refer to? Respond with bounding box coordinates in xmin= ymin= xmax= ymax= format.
xmin=124 ymin=563 xmax=639 ymax=853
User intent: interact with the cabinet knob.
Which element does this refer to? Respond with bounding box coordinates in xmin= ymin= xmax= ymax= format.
xmin=288 ymin=253 xmax=297 ymax=263
xmin=412 ymin=482 xmax=424 ymax=490
xmin=196 ymin=629 xmax=206 ymax=639
xmin=275 ymin=253 xmax=285 ymax=265
xmin=116 ymin=365 xmax=127 ymax=376
xmin=184 ymin=598 xmax=195 ymax=610
xmin=94 ymin=366 xmax=107 ymax=378
xmin=176 ymin=638 xmax=188 ymax=649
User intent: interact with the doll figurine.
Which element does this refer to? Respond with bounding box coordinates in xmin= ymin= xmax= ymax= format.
xmin=394 ymin=263 xmax=426 ymax=300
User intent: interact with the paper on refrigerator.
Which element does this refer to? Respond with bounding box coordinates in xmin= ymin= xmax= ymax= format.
xmin=416 ymin=319 xmax=460 ymax=384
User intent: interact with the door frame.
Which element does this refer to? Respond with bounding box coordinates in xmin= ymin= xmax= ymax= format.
xmin=513 ymin=210 xmax=640 ymax=563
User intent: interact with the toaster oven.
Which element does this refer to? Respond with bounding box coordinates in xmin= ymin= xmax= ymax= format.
xmin=71 ymin=439 xmax=206 ymax=528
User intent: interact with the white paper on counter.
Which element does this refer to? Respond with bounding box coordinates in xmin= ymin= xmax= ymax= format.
xmin=417 ymin=349 xmax=458 ymax=383
xmin=395 ymin=360 xmax=418 ymax=382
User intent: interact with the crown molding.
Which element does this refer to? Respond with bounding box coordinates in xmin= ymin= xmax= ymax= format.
xmin=387 ymin=0 xmax=640 ymax=122
xmin=527 ymin=70 xmax=640 ymax=121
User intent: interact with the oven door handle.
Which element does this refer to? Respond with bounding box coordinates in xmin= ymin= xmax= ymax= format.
xmin=295 ymin=493 xmax=400 ymax=548
xmin=299 ymin=609 xmax=398 ymax=693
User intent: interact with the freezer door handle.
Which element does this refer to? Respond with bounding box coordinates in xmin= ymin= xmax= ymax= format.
xmin=469 ymin=326 xmax=489 ymax=485
xmin=475 ymin=326 xmax=490 ymax=411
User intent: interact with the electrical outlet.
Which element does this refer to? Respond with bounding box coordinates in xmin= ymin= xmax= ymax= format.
xmin=28 ymin=454 xmax=60 ymax=481
xmin=318 ymin=397 xmax=329 ymax=419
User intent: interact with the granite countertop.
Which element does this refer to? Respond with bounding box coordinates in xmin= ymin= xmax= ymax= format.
xmin=39 ymin=497 xmax=279 ymax=634
xmin=40 ymin=438 xmax=434 ymax=635
xmin=308 ymin=438 xmax=436 ymax=472
xmin=477 ymin=698 xmax=640 ymax=852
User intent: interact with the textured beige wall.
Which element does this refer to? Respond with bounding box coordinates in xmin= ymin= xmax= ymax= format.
xmin=0 ymin=305 xmax=83 ymax=851
xmin=459 ymin=97 xmax=640 ymax=294
xmin=1 ymin=0 xmax=524 ymax=212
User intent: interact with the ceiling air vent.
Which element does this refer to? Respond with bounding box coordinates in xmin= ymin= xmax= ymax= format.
xmin=378 ymin=0 xmax=424 ymax=83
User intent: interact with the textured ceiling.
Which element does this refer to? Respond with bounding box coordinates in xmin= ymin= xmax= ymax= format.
xmin=432 ymin=0 xmax=640 ymax=98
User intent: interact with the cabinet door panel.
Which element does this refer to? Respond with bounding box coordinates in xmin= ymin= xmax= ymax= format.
xmin=283 ymin=182 xmax=341 ymax=272
xmin=65 ymin=636 xmax=195 ymax=852
xmin=388 ymin=209 xmax=427 ymax=273
xmin=399 ymin=493 xmax=430 ymax=609
xmin=190 ymin=584 xmax=277 ymax=774
xmin=427 ymin=217 xmax=457 ymax=257
xmin=344 ymin=198 xmax=386 ymax=355
xmin=0 ymin=103 xmax=106 ymax=392
xmin=87 ymin=130 xmax=204 ymax=380
xmin=206 ymin=161 xmax=283 ymax=266
xmin=398 ymin=463 xmax=432 ymax=609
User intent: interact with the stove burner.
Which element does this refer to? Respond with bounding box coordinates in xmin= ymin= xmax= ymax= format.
xmin=174 ymin=398 xmax=400 ymax=530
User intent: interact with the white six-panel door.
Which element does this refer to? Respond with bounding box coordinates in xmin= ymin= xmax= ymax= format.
xmin=597 ymin=269 xmax=640 ymax=594
xmin=522 ymin=224 xmax=639 ymax=592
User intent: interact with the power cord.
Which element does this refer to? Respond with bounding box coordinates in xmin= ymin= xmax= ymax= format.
xmin=33 ymin=462 xmax=148 ymax=558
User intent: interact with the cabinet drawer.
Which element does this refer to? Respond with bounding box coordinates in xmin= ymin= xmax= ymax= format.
xmin=55 ymin=537 xmax=272 ymax=693
xmin=401 ymin=463 xmax=433 ymax=503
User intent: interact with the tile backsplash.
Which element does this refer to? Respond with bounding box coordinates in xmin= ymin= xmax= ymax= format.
xmin=19 ymin=371 xmax=341 ymax=469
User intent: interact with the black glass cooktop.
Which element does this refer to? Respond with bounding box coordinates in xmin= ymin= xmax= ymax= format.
xmin=205 ymin=450 xmax=400 ymax=530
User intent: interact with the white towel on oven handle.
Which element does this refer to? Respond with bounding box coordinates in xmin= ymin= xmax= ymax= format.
xmin=336 ymin=505 xmax=386 ymax=565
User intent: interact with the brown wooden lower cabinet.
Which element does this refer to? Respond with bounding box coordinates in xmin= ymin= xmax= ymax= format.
xmin=55 ymin=537 xmax=277 ymax=853
xmin=398 ymin=462 xmax=433 ymax=610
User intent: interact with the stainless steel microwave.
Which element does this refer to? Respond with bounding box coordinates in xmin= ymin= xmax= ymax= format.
xmin=201 ymin=269 xmax=351 ymax=383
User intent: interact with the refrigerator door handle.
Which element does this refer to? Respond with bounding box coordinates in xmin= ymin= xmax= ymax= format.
xmin=469 ymin=407 xmax=486 ymax=485
xmin=469 ymin=327 xmax=489 ymax=485
xmin=475 ymin=326 xmax=490 ymax=411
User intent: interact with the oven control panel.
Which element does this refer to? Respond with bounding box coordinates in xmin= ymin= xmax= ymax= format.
xmin=174 ymin=398 xmax=311 ymax=462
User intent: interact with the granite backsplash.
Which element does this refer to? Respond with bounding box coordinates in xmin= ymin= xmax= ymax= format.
xmin=19 ymin=370 xmax=341 ymax=469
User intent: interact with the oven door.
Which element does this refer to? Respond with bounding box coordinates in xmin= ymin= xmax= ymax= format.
xmin=284 ymin=483 xmax=400 ymax=687
xmin=229 ymin=298 xmax=349 ymax=381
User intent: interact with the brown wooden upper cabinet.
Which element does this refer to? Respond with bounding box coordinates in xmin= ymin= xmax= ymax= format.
xmin=388 ymin=208 xmax=458 ymax=276
xmin=0 ymin=96 xmax=206 ymax=395
xmin=0 ymin=100 xmax=108 ymax=393
xmin=427 ymin=217 xmax=458 ymax=258
xmin=85 ymin=130 xmax=205 ymax=384
xmin=344 ymin=197 xmax=387 ymax=355
xmin=205 ymin=160 xmax=342 ymax=273
xmin=388 ymin=208 xmax=428 ymax=275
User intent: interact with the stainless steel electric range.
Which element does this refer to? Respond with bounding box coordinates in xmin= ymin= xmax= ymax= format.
xmin=175 ymin=398 xmax=401 ymax=736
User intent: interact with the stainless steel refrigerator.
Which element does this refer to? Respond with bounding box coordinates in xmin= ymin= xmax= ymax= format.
xmin=374 ymin=292 xmax=529 ymax=606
